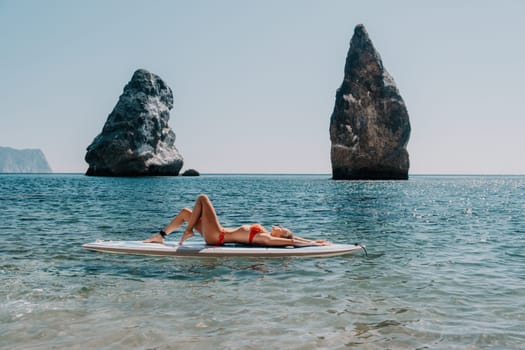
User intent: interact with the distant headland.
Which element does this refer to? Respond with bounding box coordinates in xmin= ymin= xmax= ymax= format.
xmin=0 ymin=146 xmax=52 ymax=173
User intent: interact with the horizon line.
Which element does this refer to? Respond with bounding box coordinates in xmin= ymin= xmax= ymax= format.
xmin=1 ymin=172 xmax=525 ymax=177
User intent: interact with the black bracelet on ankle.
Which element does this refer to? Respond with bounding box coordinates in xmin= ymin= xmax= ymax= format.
xmin=159 ymin=230 xmax=167 ymax=238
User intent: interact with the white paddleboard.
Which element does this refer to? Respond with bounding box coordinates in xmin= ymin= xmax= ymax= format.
xmin=82 ymin=240 xmax=365 ymax=258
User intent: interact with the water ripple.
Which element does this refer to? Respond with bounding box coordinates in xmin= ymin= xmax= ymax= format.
xmin=1 ymin=174 xmax=524 ymax=349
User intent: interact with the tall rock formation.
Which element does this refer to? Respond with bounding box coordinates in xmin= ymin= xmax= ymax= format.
xmin=329 ymin=24 xmax=411 ymax=180
xmin=0 ymin=147 xmax=52 ymax=173
xmin=85 ymin=69 xmax=183 ymax=176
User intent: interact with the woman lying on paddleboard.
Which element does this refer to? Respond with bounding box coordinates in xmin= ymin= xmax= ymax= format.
xmin=144 ymin=194 xmax=330 ymax=247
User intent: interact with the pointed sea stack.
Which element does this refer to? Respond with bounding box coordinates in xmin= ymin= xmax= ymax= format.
xmin=85 ymin=69 xmax=183 ymax=176
xmin=329 ymin=24 xmax=411 ymax=180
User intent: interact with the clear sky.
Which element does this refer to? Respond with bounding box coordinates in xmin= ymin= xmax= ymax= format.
xmin=1 ymin=0 xmax=524 ymax=174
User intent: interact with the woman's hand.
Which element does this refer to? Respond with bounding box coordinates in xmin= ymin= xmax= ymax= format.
xmin=143 ymin=233 xmax=165 ymax=244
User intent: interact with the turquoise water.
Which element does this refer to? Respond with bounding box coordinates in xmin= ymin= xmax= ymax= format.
xmin=1 ymin=174 xmax=524 ymax=349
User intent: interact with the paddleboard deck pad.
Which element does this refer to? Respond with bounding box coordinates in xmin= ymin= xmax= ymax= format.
xmin=82 ymin=240 xmax=365 ymax=258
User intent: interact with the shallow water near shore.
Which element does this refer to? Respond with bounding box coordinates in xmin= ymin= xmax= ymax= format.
xmin=1 ymin=174 xmax=524 ymax=349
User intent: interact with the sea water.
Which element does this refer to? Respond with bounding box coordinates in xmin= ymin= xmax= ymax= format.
xmin=0 ymin=174 xmax=523 ymax=349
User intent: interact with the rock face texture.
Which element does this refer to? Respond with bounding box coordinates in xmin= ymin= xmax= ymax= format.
xmin=329 ymin=24 xmax=411 ymax=180
xmin=85 ymin=69 xmax=183 ymax=176
xmin=0 ymin=147 xmax=52 ymax=173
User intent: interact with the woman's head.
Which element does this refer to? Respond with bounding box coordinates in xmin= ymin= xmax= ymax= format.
xmin=271 ymin=225 xmax=293 ymax=238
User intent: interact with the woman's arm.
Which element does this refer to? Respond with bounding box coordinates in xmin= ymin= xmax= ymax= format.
xmin=290 ymin=235 xmax=331 ymax=246
xmin=256 ymin=233 xmax=294 ymax=246
xmin=257 ymin=233 xmax=330 ymax=247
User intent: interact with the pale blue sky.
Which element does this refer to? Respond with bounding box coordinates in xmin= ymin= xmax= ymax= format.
xmin=1 ymin=0 xmax=524 ymax=174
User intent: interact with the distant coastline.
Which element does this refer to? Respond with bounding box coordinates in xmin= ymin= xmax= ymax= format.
xmin=0 ymin=146 xmax=52 ymax=173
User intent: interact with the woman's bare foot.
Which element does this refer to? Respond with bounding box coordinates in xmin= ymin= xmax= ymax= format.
xmin=144 ymin=233 xmax=165 ymax=244
xmin=179 ymin=229 xmax=194 ymax=245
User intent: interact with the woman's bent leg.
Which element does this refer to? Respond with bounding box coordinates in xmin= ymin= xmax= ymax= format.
xmin=180 ymin=194 xmax=222 ymax=244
